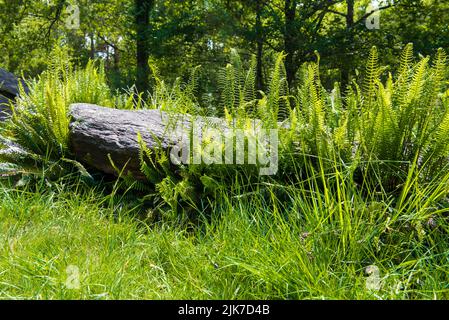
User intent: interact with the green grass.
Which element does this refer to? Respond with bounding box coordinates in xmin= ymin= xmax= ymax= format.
xmin=1 ymin=163 xmax=448 ymax=299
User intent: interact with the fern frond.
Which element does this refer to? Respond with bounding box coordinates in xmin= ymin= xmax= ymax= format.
xmin=363 ymin=46 xmax=380 ymax=109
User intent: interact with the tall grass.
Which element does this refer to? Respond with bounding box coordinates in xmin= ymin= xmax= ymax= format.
xmin=1 ymin=158 xmax=448 ymax=299
xmin=1 ymin=45 xmax=449 ymax=299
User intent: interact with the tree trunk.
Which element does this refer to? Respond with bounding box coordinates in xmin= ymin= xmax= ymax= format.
xmin=255 ymin=0 xmax=264 ymax=92
xmin=284 ymin=0 xmax=297 ymax=89
xmin=135 ymin=0 xmax=154 ymax=94
xmin=89 ymin=33 xmax=95 ymax=60
xmin=69 ymin=103 xmax=233 ymax=180
xmin=114 ymin=46 xmax=120 ymax=72
xmin=341 ymin=0 xmax=355 ymax=89
xmin=69 ymin=104 xmax=286 ymax=179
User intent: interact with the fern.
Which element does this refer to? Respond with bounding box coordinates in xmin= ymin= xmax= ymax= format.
xmin=430 ymin=48 xmax=447 ymax=105
xmin=0 ymin=46 xmax=118 ymax=182
xmin=363 ymin=46 xmax=380 ymax=109
xmin=147 ymin=60 xmax=201 ymax=115
xmin=398 ymin=43 xmax=414 ymax=79
xmin=217 ymin=50 xmax=260 ymax=122
xmin=265 ymin=52 xmax=290 ymax=124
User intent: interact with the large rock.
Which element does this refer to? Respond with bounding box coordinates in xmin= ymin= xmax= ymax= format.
xmin=0 ymin=68 xmax=28 ymax=120
xmin=69 ymin=103 xmax=233 ymax=180
xmin=0 ymin=68 xmax=28 ymax=97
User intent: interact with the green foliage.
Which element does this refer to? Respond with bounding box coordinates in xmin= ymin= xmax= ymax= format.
xmin=1 ymin=0 xmax=449 ymax=301
xmin=146 ymin=60 xmax=202 ymax=115
xmin=2 ymin=0 xmax=448 ymax=96
xmin=0 ymin=43 xmax=449 ymax=300
xmin=127 ymin=46 xmax=449 ymax=217
xmin=1 ymin=44 xmax=448 ymax=298
xmin=2 ymin=44 xmax=448 ymax=212
xmin=265 ymin=52 xmax=291 ymax=123
xmin=218 ymin=49 xmax=258 ymax=119
xmin=0 ymin=46 xmax=118 ymax=182
xmin=293 ymin=56 xmax=334 ymax=160
xmin=286 ymin=45 xmax=449 ymax=193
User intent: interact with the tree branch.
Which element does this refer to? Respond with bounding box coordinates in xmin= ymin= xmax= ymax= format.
xmin=325 ymin=9 xmax=346 ymax=18
xmin=355 ymin=4 xmax=395 ymax=25
xmin=97 ymin=34 xmax=124 ymax=52
xmin=45 ymin=0 xmax=66 ymax=40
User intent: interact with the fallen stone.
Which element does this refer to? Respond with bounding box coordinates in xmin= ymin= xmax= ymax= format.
xmin=69 ymin=103 xmax=234 ymax=180
xmin=0 ymin=68 xmax=28 ymax=121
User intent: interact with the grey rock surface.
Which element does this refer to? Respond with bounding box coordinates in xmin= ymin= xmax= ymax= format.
xmin=0 ymin=68 xmax=27 ymax=97
xmin=69 ymin=103 xmax=232 ymax=179
xmin=0 ymin=68 xmax=28 ymax=121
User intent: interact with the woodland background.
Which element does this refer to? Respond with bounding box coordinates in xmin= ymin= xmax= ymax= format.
xmin=1 ymin=0 xmax=448 ymax=98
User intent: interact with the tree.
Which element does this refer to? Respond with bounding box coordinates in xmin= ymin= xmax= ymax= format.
xmin=134 ymin=0 xmax=154 ymax=94
xmin=325 ymin=0 xmax=397 ymax=88
xmin=1 ymin=0 xmax=447 ymax=97
xmin=283 ymin=0 xmax=296 ymax=88
xmin=255 ymin=0 xmax=265 ymax=91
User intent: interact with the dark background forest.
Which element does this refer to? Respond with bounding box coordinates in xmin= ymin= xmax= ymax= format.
xmin=1 ymin=0 xmax=448 ymax=103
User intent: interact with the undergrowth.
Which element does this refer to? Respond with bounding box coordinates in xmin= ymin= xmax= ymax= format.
xmin=1 ymin=44 xmax=449 ymax=299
